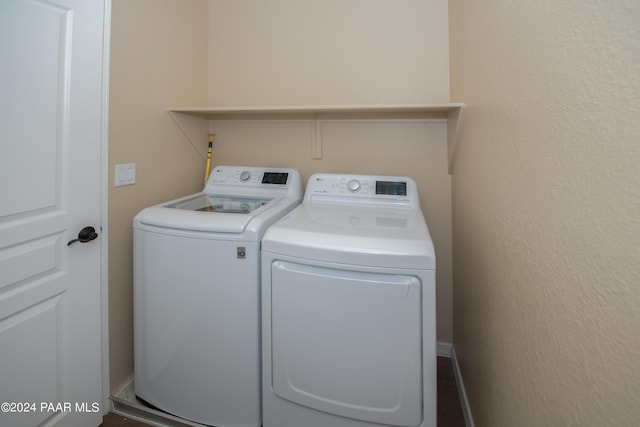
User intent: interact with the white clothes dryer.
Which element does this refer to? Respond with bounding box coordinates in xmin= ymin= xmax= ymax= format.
xmin=261 ymin=173 xmax=436 ymax=427
xmin=133 ymin=165 xmax=301 ymax=427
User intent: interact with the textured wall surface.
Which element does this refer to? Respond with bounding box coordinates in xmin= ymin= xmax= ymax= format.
xmin=449 ymin=0 xmax=640 ymax=426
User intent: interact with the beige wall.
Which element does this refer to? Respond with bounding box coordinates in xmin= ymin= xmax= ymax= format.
xmin=108 ymin=0 xmax=208 ymax=391
xmin=449 ymin=1 xmax=640 ymax=426
xmin=208 ymin=0 xmax=450 ymax=106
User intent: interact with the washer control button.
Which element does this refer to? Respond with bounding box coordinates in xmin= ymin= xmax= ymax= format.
xmin=347 ymin=179 xmax=361 ymax=192
xmin=240 ymin=171 xmax=251 ymax=182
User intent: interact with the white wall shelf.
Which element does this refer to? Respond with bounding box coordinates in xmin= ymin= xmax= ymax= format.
xmin=169 ymin=103 xmax=462 ymax=115
xmin=168 ymin=103 xmax=465 ymax=173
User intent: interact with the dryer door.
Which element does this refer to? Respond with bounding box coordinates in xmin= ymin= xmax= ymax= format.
xmin=270 ymin=261 xmax=422 ymax=427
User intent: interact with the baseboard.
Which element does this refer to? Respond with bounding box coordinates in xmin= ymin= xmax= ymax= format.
xmin=451 ymin=346 xmax=476 ymax=427
xmin=437 ymin=341 xmax=452 ymax=357
xmin=110 ymin=379 xmax=202 ymax=427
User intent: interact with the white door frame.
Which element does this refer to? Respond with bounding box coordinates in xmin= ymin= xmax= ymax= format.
xmin=100 ymin=0 xmax=112 ymax=412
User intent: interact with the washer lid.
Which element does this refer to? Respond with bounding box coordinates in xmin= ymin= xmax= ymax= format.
xmin=136 ymin=193 xmax=276 ymax=233
xmin=168 ymin=194 xmax=272 ymax=214
xmin=262 ymin=204 xmax=435 ymax=270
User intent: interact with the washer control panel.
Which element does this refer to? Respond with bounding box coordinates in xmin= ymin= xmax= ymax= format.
xmin=207 ymin=166 xmax=289 ymax=186
xmin=305 ymin=173 xmax=419 ymax=208
xmin=204 ymin=166 xmax=302 ymax=196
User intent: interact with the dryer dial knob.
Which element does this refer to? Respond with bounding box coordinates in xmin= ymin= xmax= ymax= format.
xmin=347 ymin=179 xmax=361 ymax=192
xmin=240 ymin=171 xmax=251 ymax=182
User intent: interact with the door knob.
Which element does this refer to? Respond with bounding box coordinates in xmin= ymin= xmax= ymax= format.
xmin=67 ymin=226 xmax=99 ymax=246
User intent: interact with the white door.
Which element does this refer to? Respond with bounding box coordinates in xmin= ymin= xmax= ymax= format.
xmin=0 ymin=1 xmax=107 ymax=426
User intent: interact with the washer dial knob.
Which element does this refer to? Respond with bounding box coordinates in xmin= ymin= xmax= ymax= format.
xmin=240 ymin=171 xmax=251 ymax=182
xmin=347 ymin=179 xmax=361 ymax=192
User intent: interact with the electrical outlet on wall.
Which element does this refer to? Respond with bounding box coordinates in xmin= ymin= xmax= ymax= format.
xmin=115 ymin=163 xmax=136 ymax=187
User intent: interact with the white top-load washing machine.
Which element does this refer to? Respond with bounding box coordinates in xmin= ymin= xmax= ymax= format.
xmin=261 ymin=173 xmax=436 ymax=427
xmin=133 ymin=165 xmax=302 ymax=427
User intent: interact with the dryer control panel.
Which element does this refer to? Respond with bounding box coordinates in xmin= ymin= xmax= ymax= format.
xmin=304 ymin=173 xmax=420 ymax=209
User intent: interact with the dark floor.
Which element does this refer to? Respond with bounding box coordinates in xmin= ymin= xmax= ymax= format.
xmin=101 ymin=356 xmax=465 ymax=427
xmin=436 ymin=356 xmax=466 ymax=427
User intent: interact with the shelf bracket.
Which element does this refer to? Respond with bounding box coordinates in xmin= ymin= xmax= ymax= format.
xmin=446 ymin=106 xmax=465 ymax=174
xmin=311 ymin=114 xmax=322 ymax=159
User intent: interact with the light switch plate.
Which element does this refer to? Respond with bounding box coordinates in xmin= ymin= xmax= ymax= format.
xmin=115 ymin=163 xmax=136 ymax=187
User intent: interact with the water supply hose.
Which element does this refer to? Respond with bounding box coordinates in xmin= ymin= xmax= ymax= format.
xmin=204 ymin=134 xmax=214 ymax=185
